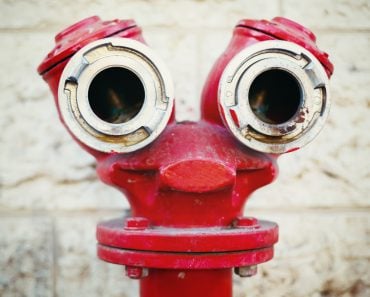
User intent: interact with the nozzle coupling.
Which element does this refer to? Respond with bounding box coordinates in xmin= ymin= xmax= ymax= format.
xmin=219 ymin=40 xmax=330 ymax=154
xmin=58 ymin=38 xmax=174 ymax=153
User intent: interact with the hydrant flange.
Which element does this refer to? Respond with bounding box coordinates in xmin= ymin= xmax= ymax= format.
xmin=97 ymin=217 xmax=278 ymax=269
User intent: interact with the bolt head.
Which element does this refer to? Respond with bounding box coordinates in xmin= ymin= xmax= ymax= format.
xmin=234 ymin=265 xmax=258 ymax=277
xmin=125 ymin=266 xmax=149 ymax=279
xmin=233 ymin=216 xmax=259 ymax=228
xmin=124 ymin=217 xmax=150 ymax=230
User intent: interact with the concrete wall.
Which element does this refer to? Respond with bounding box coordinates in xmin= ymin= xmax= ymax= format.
xmin=0 ymin=0 xmax=369 ymax=296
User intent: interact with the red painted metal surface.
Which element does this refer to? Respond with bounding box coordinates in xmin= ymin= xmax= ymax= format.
xmin=38 ymin=16 xmax=333 ymax=297
xmin=140 ymin=269 xmax=232 ymax=297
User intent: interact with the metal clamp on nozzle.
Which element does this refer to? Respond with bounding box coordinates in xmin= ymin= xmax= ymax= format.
xmin=58 ymin=37 xmax=174 ymax=153
xmin=218 ymin=40 xmax=330 ymax=154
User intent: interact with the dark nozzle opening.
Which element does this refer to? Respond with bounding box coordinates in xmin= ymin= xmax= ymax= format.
xmin=88 ymin=67 xmax=145 ymax=124
xmin=248 ymin=69 xmax=302 ymax=125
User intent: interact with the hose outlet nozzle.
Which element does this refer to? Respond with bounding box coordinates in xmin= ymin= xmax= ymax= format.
xmin=58 ymin=38 xmax=174 ymax=153
xmin=218 ymin=40 xmax=330 ymax=154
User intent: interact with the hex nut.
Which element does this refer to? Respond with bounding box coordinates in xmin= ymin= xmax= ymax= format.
xmin=232 ymin=216 xmax=259 ymax=228
xmin=125 ymin=266 xmax=149 ymax=279
xmin=124 ymin=217 xmax=150 ymax=230
xmin=234 ymin=265 xmax=258 ymax=277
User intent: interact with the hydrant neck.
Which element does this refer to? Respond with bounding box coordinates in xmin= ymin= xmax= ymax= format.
xmin=140 ymin=269 xmax=232 ymax=297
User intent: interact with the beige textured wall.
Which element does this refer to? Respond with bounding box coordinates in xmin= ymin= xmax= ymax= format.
xmin=0 ymin=0 xmax=369 ymax=296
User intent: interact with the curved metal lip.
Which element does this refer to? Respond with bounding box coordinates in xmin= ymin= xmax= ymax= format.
xmin=218 ymin=40 xmax=330 ymax=154
xmin=37 ymin=16 xmax=139 ymax=75
xmin=58 ymin=37 xmax=174 ymax=153
xmin=236 ymin=17 xmax=334 ymax=76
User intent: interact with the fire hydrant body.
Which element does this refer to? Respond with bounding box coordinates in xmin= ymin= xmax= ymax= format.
xmin=38 ymin=16 xmax=333 ymax=297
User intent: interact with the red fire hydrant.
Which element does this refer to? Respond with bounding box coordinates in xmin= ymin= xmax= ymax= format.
xmin=38 ymin=16 xmax=333 ymax=297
